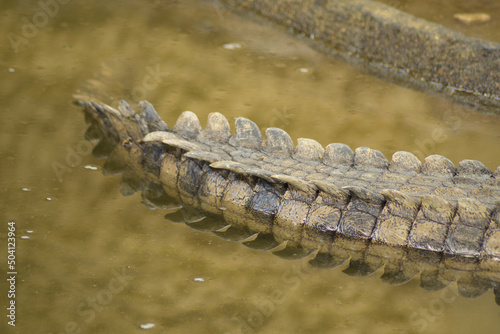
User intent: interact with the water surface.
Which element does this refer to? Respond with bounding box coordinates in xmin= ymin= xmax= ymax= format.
xmin=1 ymin=1 xmax=500 ymax=333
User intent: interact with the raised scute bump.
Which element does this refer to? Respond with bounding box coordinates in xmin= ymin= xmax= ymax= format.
xmin=143 ymin=131 xmax=175 ymax=142
xmin=143 ymin=131 xmax=203 ymax=151
xmin=138 ymin=101 xmax=169 ymax=132
xmin=293 ymin=138 xmax=324 ymax=162
xmin=210 ymin=161 xmax=247 ymax=173
xmin=323 ymin=143 xmax=354 ymax=166
xmin=342 ymin=186 xmax=385 ymax=205
xmin=380 ymin=189 xmax=420 ymax=208
xmin=494 ymin=166 xmax=500 ymax=178
xmin=419 ymin=194 xmax=456 ymax=212
xmin=271 ymin=174 xmax=317 ymax=194
xmin=389 ymin=151 xmax=422 ymax=173
xmin=163 ymin=138 xmax=203 ymax=152
xmin=229 ymin=117 xmax=263 ymax=148
xmin=264 ymin=127 xmax=294 ymax=156
xmin=173 ymin=111 xmax=202 ymax=139
xmin=199 ymin=112 xmax=231 ymax=142
xmin=184 ymin=151 xmax=223 ymax=163
xmin=243 ymin=169 xmax=276 ymax=184
xmin=457 ymin=159 xmax=492 ymax=178
xmin=118 ymin=100 xmax=136 ymax=117
xmin=210 ymin=159 xmax=276 ymax=182
xmin=354 ymin=147 xmax=389 ymax=169
xmin=423 ymin=155 xmax=456 ymax=175
xmin=312 ymin=180 xmax=350 ymax=199
xmin=209 ymin=161 xmax=276 ymax=182
xmin=139 ymin=101 xmax=161 ymax=123
xmin=379 ymin=189 xmax=421 ymax=221
xmin=97 ymin=102 xmax=121 ymax=118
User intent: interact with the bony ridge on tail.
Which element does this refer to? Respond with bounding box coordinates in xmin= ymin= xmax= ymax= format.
xmin=75 ymin=96 xmax=500 ymax=305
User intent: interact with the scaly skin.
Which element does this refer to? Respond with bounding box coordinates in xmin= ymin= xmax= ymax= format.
xmin=75 ymin=97 xmax=500 ymax=305
xmin=206 ymin=0 xmax=500 ymax=113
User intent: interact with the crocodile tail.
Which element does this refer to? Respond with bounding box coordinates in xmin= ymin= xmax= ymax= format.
xmin=76 ymin=98 xmax=500 ymax=305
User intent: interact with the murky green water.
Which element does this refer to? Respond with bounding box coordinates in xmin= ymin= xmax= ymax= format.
xmin=1 ymin=1 xmax=500 ymax=333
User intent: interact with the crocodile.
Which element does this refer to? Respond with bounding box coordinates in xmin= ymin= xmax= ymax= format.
xmin=75 ymin=96 xmax=500 ymax=305
xmin=207 ymin=0 xmax=500 ymax=113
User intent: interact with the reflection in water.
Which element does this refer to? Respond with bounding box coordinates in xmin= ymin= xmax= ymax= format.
xmin=1 ymin=0 xmax=500 ymax=333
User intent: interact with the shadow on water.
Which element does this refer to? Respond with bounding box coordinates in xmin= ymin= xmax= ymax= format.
xmin=1 ymin=0 xmax=499 ymax=333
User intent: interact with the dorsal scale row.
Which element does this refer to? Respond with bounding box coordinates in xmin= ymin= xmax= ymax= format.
xmin=129 ymin=102 xmax=499 ymax=259
xmin=141 ymin=109 xmax=498 ymax=210
xmin=77 ymin=98 xmax=500 ymax=305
